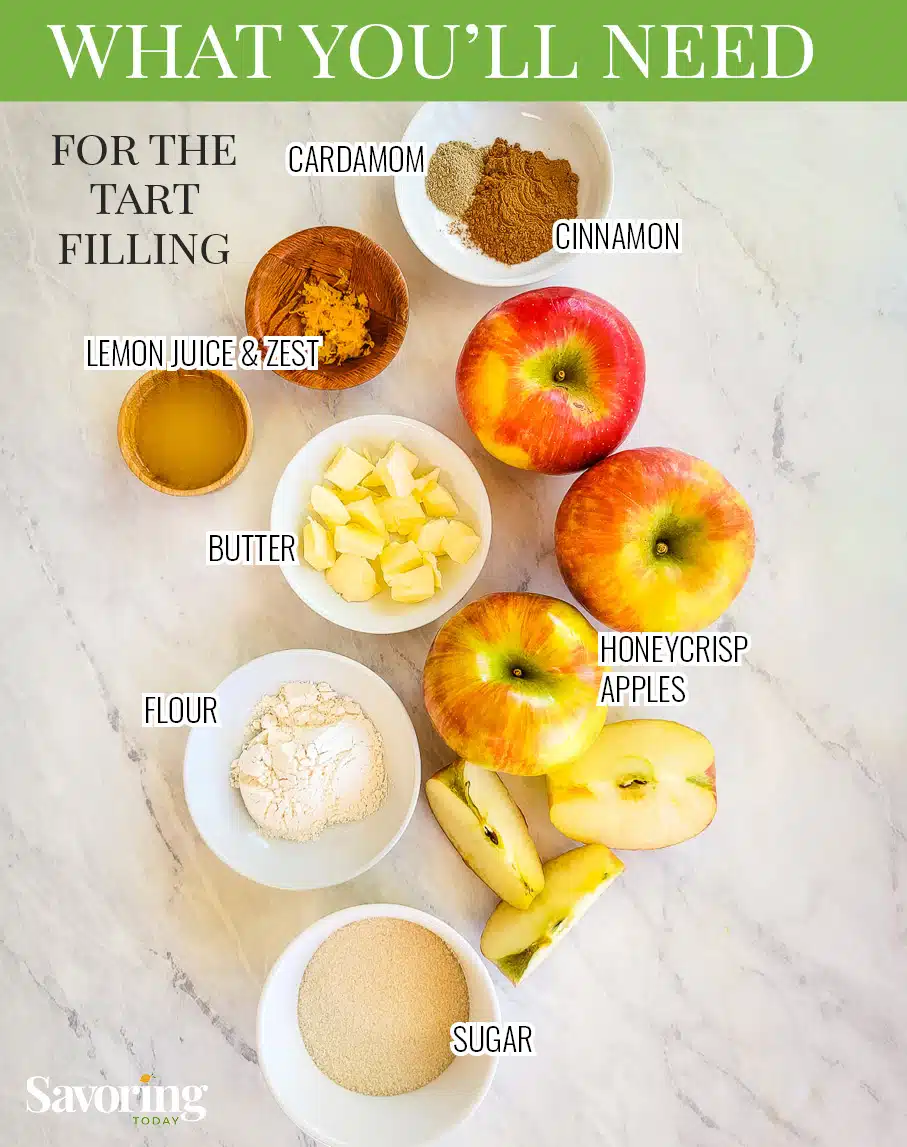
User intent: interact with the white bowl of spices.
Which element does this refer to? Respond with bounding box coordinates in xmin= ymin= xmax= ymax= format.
xmin=396 ymin=102 xmax=613 ymax=287
xmin=183 ymin=649 xmax=420 ymax=890
xmin=258 ymin=904 xmax=500 ymax=1147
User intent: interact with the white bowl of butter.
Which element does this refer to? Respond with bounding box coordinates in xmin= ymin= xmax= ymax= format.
xmin=184 ymin=649 xmax=420 ymax=890
xmin=271 ymin=414 xmax=492 ymax=633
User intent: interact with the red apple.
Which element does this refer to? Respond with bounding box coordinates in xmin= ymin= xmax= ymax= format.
xmin=422 ymin=592 xmax=606 ymax=776
xmin=456 ymin=287 xmax=645 ymax=474
xmin=555 ymin=447 xmax=755 ymax=631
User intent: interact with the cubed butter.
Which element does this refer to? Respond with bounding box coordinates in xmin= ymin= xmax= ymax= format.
xmin=333 ymin=524 xmax=385 ymax=560
xmin=413 ymin=467 xmax=440 ymax=500
xmin=334 ymin=485 xmax=373 ymax=504
xmin=308 ymin=439 xmax=475 ymax=609
xmin=346 ymin=495 xmax=386 ymax=536
xmin=302 ymin=517 xmax=335 ymax=571
xmin=379 ymin=540 xmax=423 ymax=579
xmin=422 ymin=483 xmax=459 ymax=517
xmin=414 ymin=518 xmax=449 ymax=555
xmin=389 ymin=563 xmax=436 ymax=603
xmin=424 ymin=551 xmax=443 ymax=589
xmin=442 ymin=519 xmax=481 ymax=564
xmin=379 ymin=495 xmax=425 ymax=535
xmin=325 ymin=553 xmax=378 ymax=602
xmin=361 ymin=468 xmax=386 ymax=489
xmin=375 ymin=442 xmax=416 ymax=498
xmin=324 ymin=446 xmax=374 ymax=490
xmin=311 ymin=484 xmax=350 ymax=526
xmin=388 ymin=441 xmax=419 ymax=472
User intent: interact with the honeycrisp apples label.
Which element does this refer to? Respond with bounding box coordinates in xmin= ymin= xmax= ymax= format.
xmin=597 ymin=631 xmax=750 ymax=706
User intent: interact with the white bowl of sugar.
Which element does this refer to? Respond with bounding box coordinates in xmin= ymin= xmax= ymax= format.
xmin=258 ymin=904 xmax=500 ymax=1146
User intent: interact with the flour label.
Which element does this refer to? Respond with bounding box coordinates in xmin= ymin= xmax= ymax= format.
xmin=142 ymin=693 xmax=218 ymax=727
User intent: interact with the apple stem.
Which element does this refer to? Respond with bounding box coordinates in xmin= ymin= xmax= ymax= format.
xmin=512 ymin=667 xmax=523 ymax=677
xmin=554 ymin=369 xmax=566 ymax=383
xmin=655 ymin=541 xmax=669 ymax=556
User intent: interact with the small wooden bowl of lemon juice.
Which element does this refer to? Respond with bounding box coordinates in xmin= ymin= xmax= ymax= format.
xmin=118 ymin=368 xmax=253 ymax=496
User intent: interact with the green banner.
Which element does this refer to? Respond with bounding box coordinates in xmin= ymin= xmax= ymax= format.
xmin=1 ymin=0 xmax=905 ymax=101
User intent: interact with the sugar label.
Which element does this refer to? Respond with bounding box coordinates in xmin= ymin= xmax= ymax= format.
xmin=450 ymin=1023 xmax=535 ymax=1056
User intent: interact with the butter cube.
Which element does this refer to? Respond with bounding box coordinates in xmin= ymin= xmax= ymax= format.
xmin=424 ymin=551 xmax=443 ymax=589
xmin=413 ymin=467 xmax=440 ymax=501
xmin=326 ymin=553 xmax=378 ymax=601
xmin=346 ymin=495 xmax=386 ymax=536
xmin=389 ymin=563 xmax=436 ymax=603
xmin=361 ymin=468 xmax=386 ymax=489
xmin=311 ymin=484 xmax=350 ymax=526
xmin=333 ymin=524 xmax=385 ymax=560
xmin=324 ymin=446 xmax=374 ymax=490
xmin=414 ymin=518 xmax=449 ymax=555
xmin=379 ymin=540 xmax=423 ymax=579
xmin=422 ymin=483 xmax=458 ymax=517
xmin=388 ymin=441 xmax=419 ymax=472
xmin=379 ymin=495 xmax=425 ymax=535
xmin=302 ymin=517 xmax=335 ymax=572
xmin=442 ymin=519 xmax=480 ymax=564
xmin=375 ymin=442 xmax=416 ymax=498
xmin=334 ymin=485 xmax=373 ymax=504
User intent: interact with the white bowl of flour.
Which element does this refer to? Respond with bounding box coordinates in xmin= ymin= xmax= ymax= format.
xmin=184 ymin=649 xmax=421 ymax=889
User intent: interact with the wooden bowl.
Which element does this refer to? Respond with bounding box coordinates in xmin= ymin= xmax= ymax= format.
xmin=117 ymin=368 xmax=253 ymax=496
xmin=245 ymin=226 xmax=409 ymax=390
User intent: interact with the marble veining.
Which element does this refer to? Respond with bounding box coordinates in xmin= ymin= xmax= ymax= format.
xmin=0 ymin=101 xmax=906 ymax=1146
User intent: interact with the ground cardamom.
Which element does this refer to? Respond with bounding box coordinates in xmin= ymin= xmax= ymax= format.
xmin=425 ymin=141 xmax=488 ymax=218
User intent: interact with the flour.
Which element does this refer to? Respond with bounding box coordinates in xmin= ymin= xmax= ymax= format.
xmin=230 ymin=681 xmax=386 ymax=842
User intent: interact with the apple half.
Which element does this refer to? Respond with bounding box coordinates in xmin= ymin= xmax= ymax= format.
xmin=481 ymin=844 xmax=624 ymax=985
xmin=548 ymin=719 xmax=717 ymax=850
xmin=426 ymin=760 xmax=544 ymax=909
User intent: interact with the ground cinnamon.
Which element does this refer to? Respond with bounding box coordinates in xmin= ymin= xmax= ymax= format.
xmin=463 ymin=138 xmax=579 ymax=264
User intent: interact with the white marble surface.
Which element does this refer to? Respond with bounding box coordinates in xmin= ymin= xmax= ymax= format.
xmin=1 ymin=101 xmax=906 ymax=1146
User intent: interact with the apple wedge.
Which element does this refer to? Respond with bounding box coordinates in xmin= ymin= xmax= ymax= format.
xmin=481 ymin=844 xmax=623 ymax=984
xmin=547 ymin=719 xmax=716 ymax=849
xmin=426 ymin=760 xmax=544 ymax=910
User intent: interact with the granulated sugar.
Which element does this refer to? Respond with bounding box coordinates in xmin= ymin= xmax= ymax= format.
xmin=297 ymin=918 xmax=470 ymax=1096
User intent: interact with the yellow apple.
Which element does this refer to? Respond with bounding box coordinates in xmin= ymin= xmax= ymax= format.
xmin=422 ymin=592 xmax=606 ymax=775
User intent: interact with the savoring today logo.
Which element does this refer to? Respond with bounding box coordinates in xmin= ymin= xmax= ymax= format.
xmin=26 ymin=1072 xmax=208 ymax=1125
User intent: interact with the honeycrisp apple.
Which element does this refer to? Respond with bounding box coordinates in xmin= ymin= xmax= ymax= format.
xmin=422 ymin=592 xmax=606 ymax=775
xmin=556 ymin=447 xmax=755 ymax=631
xmin=456 ymin=287 xmax=645 ymax=474
xmin=481 ymin=844 xmax=624 ymax=984
xmin=426 ymin=760 xmax=544 ymax=909
xmin=548 ymin=720 xmax=717 ymax=849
